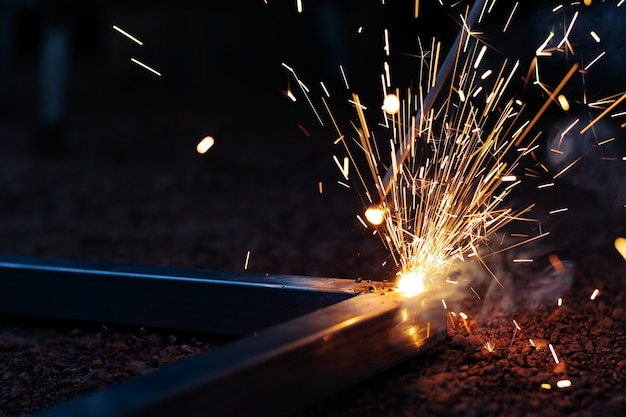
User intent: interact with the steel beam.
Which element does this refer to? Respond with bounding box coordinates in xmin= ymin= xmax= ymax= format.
xmin=0 ymin=255 xmax=368 ymax=335
xmin=35 ymin=290 xmax=446 ymax=417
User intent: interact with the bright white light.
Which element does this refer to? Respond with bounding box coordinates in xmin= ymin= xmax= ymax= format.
xmin=196 ymin=136 xmax=215 ymax=154
xmin=382 ymin=94 xmax=400 ymax=114
xmin=397 ymin=269 xmax=425 ymax=297
xmin=365 ymin=206 xmax=385 ymax=225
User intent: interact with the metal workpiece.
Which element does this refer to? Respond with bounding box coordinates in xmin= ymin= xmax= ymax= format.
xmin=37 ymin=289 xmax=447 ymax=417
xmin=0 ymin=254 xmax=372 ymax=335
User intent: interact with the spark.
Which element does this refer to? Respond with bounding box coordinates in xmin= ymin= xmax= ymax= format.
xmin=196 ymin=136 xmax=215 ymax=154
xmin=580 ymin=92 xmax=626 ymax=134
xmin=590 ymin=31 xmax=601 ymax=43
xmin=459 ymin=311 xmax=471 ymax=333
xmin=502 ymin=2 xmax=519 ymax=33
xmin=549 ymin=343 xmax=559 ymax=364
xmin=318 ymin=181 xmax=323 ymax=194
xmin=112 ymin=25 xmax=143 ymax=45
xmin=382 ymin=94 xmax=400 ymax=114
xmin=584 ymin=51 xmax=606 ymax=71
xmin=365 ymin=206 xmax=385 ymax=225
xmin=244 ymin=251 xmax=251 ymax=270
xmin=557 ymin=11 xmax=579 ymax=49
xmin=549 ymin=253 xmax=565 ymax=273
xmin=356 ymin=215 xmax=368 ymax=229
xmin=339 ymin=65 xmax=350 ymax=90
xmin=470 ymin=287 xmax=482 ymax=300
xmin=296 ymin=0 xmax=303 ymax=13
xmin=590 ymin=288 xmax=600 ymax=300
xmin=557 ymin=379 xmax=572 ymax=388
xmin=548 ymin=207 xmax=568 ymax=215
xmin=320 ymin=82 xmax=331 ymax=98
xmin=286 ymin=90 xmax=297 ymax=102
xmin=541 ymin=383 xmax=552 ymax=390
xmin=384 ymin=29 xmax=391 ymax=56
xmin=332 ymin=155 xmax=350 ymax=180
xmin=130 ymin=57 xmax=161 ymax=77
xmin=474 ymin=45 xmax=487 ymax=69
xmin=557 ymin=94 xmax=570 ymax=111
xmin=509 ymin=319 xmax=521 ymax=349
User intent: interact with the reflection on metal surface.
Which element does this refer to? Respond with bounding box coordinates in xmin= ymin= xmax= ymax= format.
xmin=37 ymin=290 xmax=446 ymax=417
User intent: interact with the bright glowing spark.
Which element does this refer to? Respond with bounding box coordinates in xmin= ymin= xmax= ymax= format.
xmin=130 ymin=57 xmax=161 ymax=77
xmin=557 ymin=94 xmax=570 ymax=111
xmin=244 ymin=251 xmax=251 ymax=270
xmin=384 ymin=28 xmax=390 ymax=56
xmin=356 ymin=214 xmax=368 ymax=229
xmin=196 ymin=136 xmax=215 ymax=154
xmin=339 ymin=65 xmax=350 ymax=90
xmin=584 ymin=51 xmax=606 ymax=71
xmin=382 ymin=94 xmax=400 ymax=114
xmin=541 ymin=383 xmax=552 ymax=390
xmin=558 ymin=297 xmax=563 ymax=307
xmin=590 ymin=288 xmax=600 ymax=300
xmin=590 ymin=31 xmax=601 ymax=43
xmin=474 ymin=45 xmax=487 ymax=69
xmin=296 ymin=0 xmax=303 ymax=13
xmin=318 ymin=181 xmax=323 ymax=194
xmin=365 ymin=206 xmax=385 ymax=225
xmin=502 ymin=2 xmax=519 ymax=33
xmin=112 ymin=25 xmax=143 ymax=45
xmin=286 ymin=90 xmax=297 ymax=102
xmin=549 ymin=343 xmax=559 ymax=364
xmin=549 ymin=207 xmax=568 ymax=215
xmin=557 ymin=379 xmax=572 ymax=389
xmin=320 ymin=82 xmax=331 ymax=98
xmin=333 ymin=155 xmax=350 ymax=180
xmin=397 ymin=269 xmax=425 ymax=297
xmin=615 ymin=237 xmax=626 ymax=261
xmin=557 ymin=11 xmax=579 ymax=49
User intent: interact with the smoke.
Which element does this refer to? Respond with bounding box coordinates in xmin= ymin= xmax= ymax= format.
xmin=462 ymin=2 xmax=626 ymax=318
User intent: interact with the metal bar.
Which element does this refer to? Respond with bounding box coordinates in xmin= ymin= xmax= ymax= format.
xmin=0 ymin=254 xmax=369 ymax=336
xmin=35 ymin=290 xmax=446 ymax=417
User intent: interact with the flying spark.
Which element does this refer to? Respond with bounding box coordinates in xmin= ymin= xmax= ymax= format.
xmin=130 ymin=57 xmax=161 ymax=77
xmin=112 ymin=25 xmax=143 ymax=45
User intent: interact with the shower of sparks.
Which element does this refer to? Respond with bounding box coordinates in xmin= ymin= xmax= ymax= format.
xmin=283 ymin=1 xmax=624 ymax=299
xmin=112 ymin=25 xmax=143 ymax=45
xmin=130 ymin=57 xmax=161 ymax=77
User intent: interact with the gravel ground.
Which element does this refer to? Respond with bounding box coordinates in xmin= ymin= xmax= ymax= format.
xmin=2 ymin=4 xmax=626 ymax=416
